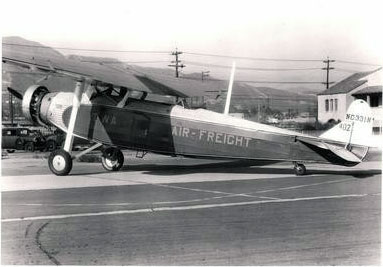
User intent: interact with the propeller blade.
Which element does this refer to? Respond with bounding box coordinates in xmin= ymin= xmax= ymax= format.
xmin=7 ymin=87 xmax=23 ymax=100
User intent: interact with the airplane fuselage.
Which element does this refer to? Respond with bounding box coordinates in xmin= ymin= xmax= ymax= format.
xmin=41 ymin=92 xmax=333 ymax=164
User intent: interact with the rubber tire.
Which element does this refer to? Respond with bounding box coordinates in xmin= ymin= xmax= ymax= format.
xmin=48 ymin=149 xmax=73 ymax=176
xmin=6 ymin=149 xmax=15 ymax=153
xmin=294 ymin=164 xmax=307 ymax=176
xmin=46 ymin=140 xmax=57 ymax=152
xmin=15 ymin=138 xmax=24 ymax=150
xmin=25 ymin=142 xmax=35 ymax=152
xmin=101 ymin=148 xmax=124 ymax=171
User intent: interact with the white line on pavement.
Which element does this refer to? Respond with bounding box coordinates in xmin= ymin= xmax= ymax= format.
xmin=0 ymin=172 xmax=315 ymax=192
xmin=2 ymin=193 xmax=376 ymax=223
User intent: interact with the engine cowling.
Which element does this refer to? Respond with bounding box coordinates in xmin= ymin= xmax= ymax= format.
xmin=22 ymin=85 xmax=49 ymax=125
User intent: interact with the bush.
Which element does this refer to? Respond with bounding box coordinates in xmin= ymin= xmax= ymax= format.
xmin=300 ymin=120 xmax=340 ymax=131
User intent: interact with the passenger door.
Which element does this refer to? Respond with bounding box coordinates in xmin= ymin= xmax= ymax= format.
xmin=133 ymin=113 xmax=151 ymax=150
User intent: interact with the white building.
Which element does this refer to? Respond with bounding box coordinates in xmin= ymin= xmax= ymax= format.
xmin=317 ymin=68 xmax=382 ymax=134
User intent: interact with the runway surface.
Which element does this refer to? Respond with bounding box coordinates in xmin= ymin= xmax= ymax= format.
xmin=1 ymin=151 xmax=381 ymax=265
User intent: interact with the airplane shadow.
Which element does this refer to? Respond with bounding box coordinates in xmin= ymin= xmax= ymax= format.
xmin=110 ymin=160 xmax=381 ymax=179
xmin=306 ymin=168 xmax=381 ymax=179
xmin=121 ymin=160 xmax=284 ymax=174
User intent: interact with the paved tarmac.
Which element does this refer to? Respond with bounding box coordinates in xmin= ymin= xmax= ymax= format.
xmin=1 ymin=151 xmax=381 ymax=265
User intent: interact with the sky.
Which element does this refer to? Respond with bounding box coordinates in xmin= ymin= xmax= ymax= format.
xmin=1 ymin=0 xmax=383 ymax=89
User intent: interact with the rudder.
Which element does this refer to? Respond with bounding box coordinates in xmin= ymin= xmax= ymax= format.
xmin=320 ymin=99 xmax=375 ymax=147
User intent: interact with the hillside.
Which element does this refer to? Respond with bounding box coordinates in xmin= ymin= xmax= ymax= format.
xmin=3 ymin=36 xmax=64 ymax=59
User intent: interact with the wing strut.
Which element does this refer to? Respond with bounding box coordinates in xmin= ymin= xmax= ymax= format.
xmin=63 ymin=79 xmax=86 ymax=152
xmin=223 ymin=62 xmax=236 ymax=116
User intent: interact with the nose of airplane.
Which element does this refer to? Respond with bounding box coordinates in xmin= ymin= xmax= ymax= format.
xmin=21 ymin=85 xmax=52 ymax=126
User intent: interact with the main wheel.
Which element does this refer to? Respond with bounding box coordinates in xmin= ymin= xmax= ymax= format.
xmin=294 ymin=163 xmax=307 ymax=176
xmin=101 ymin=147 xmax=124 ymax=171
xmin=48 ymin=149 xmax=73 ymax=176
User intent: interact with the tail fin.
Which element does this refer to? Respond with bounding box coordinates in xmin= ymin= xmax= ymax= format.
xmin=320 ymin=99 xmax=376 ymax=147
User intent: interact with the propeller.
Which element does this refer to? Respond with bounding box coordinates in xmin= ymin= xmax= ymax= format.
xmin=7 ymin=87 xmax=23 ymax=100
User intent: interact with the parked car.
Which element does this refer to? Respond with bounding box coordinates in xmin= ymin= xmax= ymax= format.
xmin=2 ymin=127 xmax=46 ymax=152
xmin=44 ymin=130 xmax=65 ymax=151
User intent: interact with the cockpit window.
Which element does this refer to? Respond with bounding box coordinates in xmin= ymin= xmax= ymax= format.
xmin=90 ymin=84 xmax=147 ymax=106
xmin=89 ymin=84 xmax=127 ymax=104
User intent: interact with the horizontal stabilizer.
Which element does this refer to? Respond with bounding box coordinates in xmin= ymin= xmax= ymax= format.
xmin=323 ymin=143 xmax=361 ymax=163
xmin=297 ymin=137 xmax=362 ymax=165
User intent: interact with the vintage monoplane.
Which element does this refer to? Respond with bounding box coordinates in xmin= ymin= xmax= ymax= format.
xmin=2 ymin=46 xmax=377 ymax=176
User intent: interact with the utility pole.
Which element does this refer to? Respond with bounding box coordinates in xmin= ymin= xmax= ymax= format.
xmin=322 ymin=57 xmax=335 ymax=89
xmin=169 ymin=48 xmax=185 ymax=78
xmin=201 ymin=71 xmax=210 ymax=81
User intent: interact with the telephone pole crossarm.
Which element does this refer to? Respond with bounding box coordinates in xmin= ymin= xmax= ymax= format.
xmin=201 ymin=71 xmax=210 ymax=81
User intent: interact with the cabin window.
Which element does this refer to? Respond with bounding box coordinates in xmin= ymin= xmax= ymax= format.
xmin=330 ymin=99 xmax=333 ymax=111
xmin=334 ymin=99 xmax=338 ymax=111
xmin=325 ymin=99 xmax=329 ymax=112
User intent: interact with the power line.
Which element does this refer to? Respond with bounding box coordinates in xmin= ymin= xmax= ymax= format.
xmin=333 ymin=68 xmax=360 ymax=73
xmin=80 ymin=60 xmax=170 ymax=64
xmin=191 ymin=77 xmax=330 ymax=84
xmin=336 ymin=60 xmax=382 ymax=67
xmin=185 ymin=61 xmax=323 ymax=71
xmin=4 ymin=42 xmax=378 ymax=88
xmin=227 ymin=96 xmax=316 ymax=100
xmin=2 ymin=70 xmax=68 ymax=78
xmin=4 ymin=42 xmax=381 ymax=67
xmin=2 ymin=42 xmax=170 ymax=54
xmin=184 ymin=51 xmax=323 ymax=62
xmin=236 ymin=80 xmax=332 ymax=84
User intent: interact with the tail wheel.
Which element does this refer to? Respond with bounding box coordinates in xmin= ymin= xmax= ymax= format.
xmin=294 ymin=163 xmax=307 ymax=176
xmin=48 ymin=149 xmax=73 ymax=176
xmin=101 ymin=147 xmax=124 ymax=171
xmin=25 ymin=142 xmax=35 ymax=152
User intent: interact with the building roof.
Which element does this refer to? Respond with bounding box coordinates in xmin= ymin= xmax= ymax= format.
xmin=352 ymin=85 xmax=382 ymax=96
xmin=317 ymin=68 xmax=382 ymax=96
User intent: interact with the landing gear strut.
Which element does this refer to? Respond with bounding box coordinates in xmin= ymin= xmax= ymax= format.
xmin=293 ymin=162 xmax=307 ymax=176
xmin=101 ymin=147 xmax=124 ymax=171
xmin=48 ymin=80 xmax=85 ymax=176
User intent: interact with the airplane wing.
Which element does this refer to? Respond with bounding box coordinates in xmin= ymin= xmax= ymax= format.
xmin=2 ymin=46 xmax=226 ymax=98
